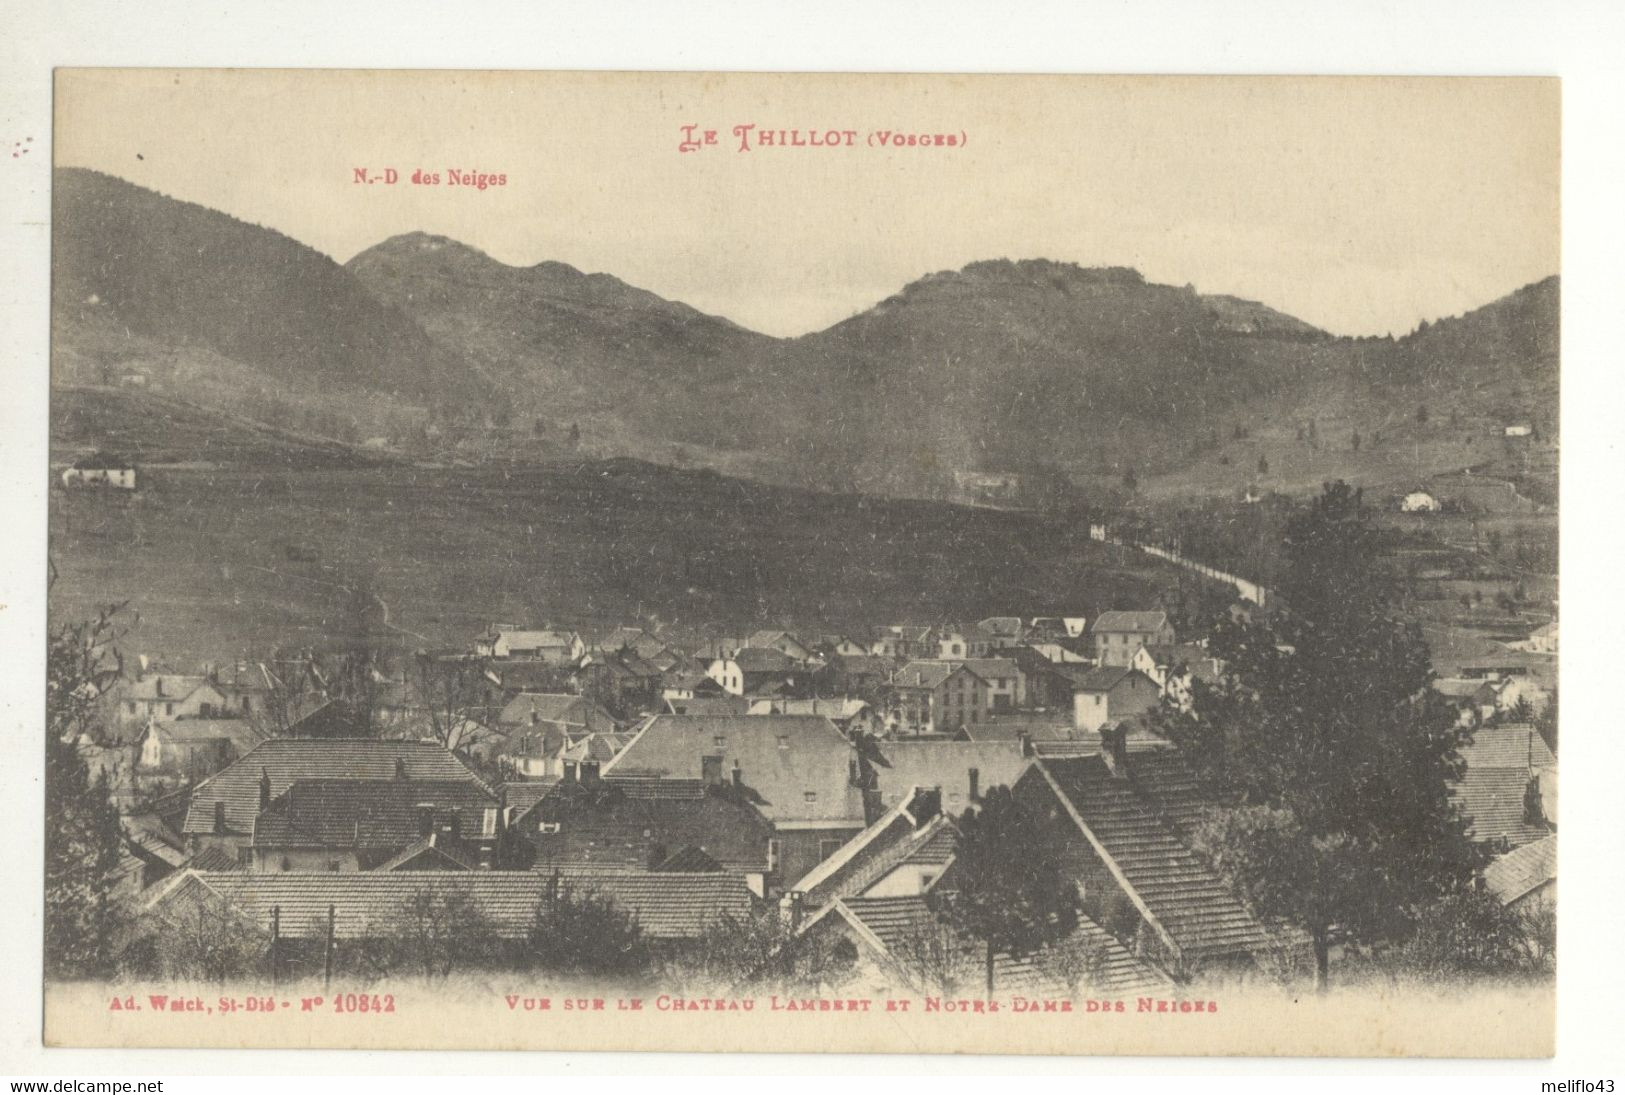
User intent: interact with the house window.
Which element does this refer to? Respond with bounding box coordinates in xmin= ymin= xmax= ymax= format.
xmin=777 ymin=735 xmax=790 ymax=750
xmin=127 ymin=702 xmax=136 ymax=714
xmin=280 ymin=857 xmax=291 ymax=872
xmin=714 ymin=735 xmax=727 ymax=747
xmin=803 ymin=791 xmax=818 ymax=804
xmin=767 ymin=839 xmax=781 ymax=871
xmin=327 ymin=860 xmax=341 ymax=872
xmin=165 ymin=703 xmax=175 ymax=716
xmin=819 ymin=839 xmax=845 ymax=860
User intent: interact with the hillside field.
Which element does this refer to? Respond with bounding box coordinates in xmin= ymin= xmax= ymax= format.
xmin=48 ymin=460 xmax=1169 ymax=667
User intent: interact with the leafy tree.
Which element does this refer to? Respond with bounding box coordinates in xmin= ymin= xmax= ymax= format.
xmin=1386 ymin=888 xmax=1537 ymax=978
xmin=1351 ymin=431 xmax=1362 ymax=452
xmin=930 ymin=786 xmax=1080 ymax=996
xmin=1257 ymin=454 xmax=1270 ymax=476
xmin=662 ymin=909 xmax=857 ymax=995
xmin=1155 ymin=482 xmax=1483 ymax=989
xmin=1535 ymin=687 xmax=1558 ymax=755
xmin=129 ymin=882 xmax=268 ymax=983
xmin=525 ymin=878 xmax=651 ymax=982
xmin=45 ymin=600 xmax=135 ymax=981
xmin=567 ymin=422 xmax=581 ymax=448
xmin=1416 ymin=404 xmax=1430 ymax=425
xmin=364 ymin=886 xmax=508 ymax=981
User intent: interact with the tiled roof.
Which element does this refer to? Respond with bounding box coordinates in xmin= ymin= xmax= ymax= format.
xmin=126 ymin=675 xmax=210 ymax=703
xmin=501 ymin=779 xmax=562 ymax=816
xmin=1091 ymin=611 xmax=1170 ymax=635
xmin=827 ymin=655 xmax=897 ymax=677
xmin=559 ymin=732 xmax=635 ymax=764
xmin=493 ymin=630 xmax=577 ymax=650
xmin=605 ymin=776 xmax=707 ymax=800
xmin=1451 ymin=768 xmax=1550 ymax=847
xmin=155 ymin=869 xmax=754 ymax=940
xmin=771 ymin=698 xmax=869 ymax=720
xmin=1434 ymin=678 xmax=1497 ymax=700
xmin=183 ymin=739 xmax=492 ymax=835
xmin=185 ymin=846 xmax=243 ymax=872
xmin=211 ymin=663 xmax=280 ymax=694
xmin=1461 ymin=724 xmax=1557 ymax=771
xmin=526 ymin=786 xmax=775 ymax=872
xmin=1059 ymin=666 xmax=1137 ymax=693
xmin=665 ymin=695 xmax=751 ymax=717
xmin=250 ymin=779 xmax=499 ymax=849
xmin=975 ymin=617 xmax=1025 ymax=637
xmin=795 ymin=795 xmax=953 ymax=905
xmin=868 ymin=740 xmax=1031 ymax=809
xmin=147 ymin=718 xmax=268 ymax=753
xmin=372 ymin=836 xmax=478 ymax=872
xmin=731 ymin=647 xmax=798 ymax=673
xmin=834 ymin=896 xmax=1169 ymax=995
xmin=1037 ymin=754 xmax=1275 ymax=963
xmin=498 ymin=692 xmax=615 ymax=730
xmin=1484 ymin=835 xmax=1557 ymax=905
xmin=602 ymin=715 xmax=864 ymax=825
xmin=893 ymin=662 xmax=960 ymax=690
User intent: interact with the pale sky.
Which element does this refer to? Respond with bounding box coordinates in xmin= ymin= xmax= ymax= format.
xmin=55 ymin=71 xmax=1559 ymax=338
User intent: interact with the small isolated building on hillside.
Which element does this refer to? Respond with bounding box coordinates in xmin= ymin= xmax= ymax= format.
xmin=1401 ymin=491 xmax=1441 ymax=513
xmin=62 ymin=452 xmax=137 ymax=490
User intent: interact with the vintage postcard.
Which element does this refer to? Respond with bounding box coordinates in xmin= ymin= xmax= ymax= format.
xmin=41 ymin=70 xmax=1559 ymax=1056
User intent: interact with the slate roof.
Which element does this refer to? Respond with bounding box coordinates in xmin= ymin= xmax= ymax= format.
xmin=185 ymin=845 xmax=243 ymax=872
xmin=1091 ymin=611 xmax=1170 ymax=635
xmin=153 ymin=869 xmax=755 ymax=940
xmin=527 ymin=788 xmax=775 ymax=872
xmin=826 ymin=655 xmax=897 ymax=678
xmin=372 ymin=836 xmax=478 ymax=872
xmin=1435 ymin=678 xmax=1498 ymax=701
xmin=250 ymin=779 xmax=500 ymax=850
xmin=1484 ymin=835 xmax=1557 ymax=905
xmin=559 ymin=732 xmax=635 ymax=765
xmin=867 ymin=740 xmax=1030 ymax=809
xmin=771 ymin=698 xmax=869 ymax=721
xmin=183 ymin=739 xmax=492 ymax=836
xmin=602 ymin=715 xmax=865 ymax=826
xmin=832 ymin=895 xmax=1170 ymax=995
xmin=975 ymin=617 xmax=1026 ymax=638
xmin=491 ymin=629 xmax=577 ymax=651
xmin=1035 ymin=754 xmax=1276 ymax=964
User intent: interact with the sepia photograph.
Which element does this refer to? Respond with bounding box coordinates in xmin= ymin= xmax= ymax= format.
xmin=34 ymin=69 xmax=1561 ymax=1058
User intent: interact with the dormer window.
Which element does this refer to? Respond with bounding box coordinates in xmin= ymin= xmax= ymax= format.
xmin=803 ymin=791 xmax=817 ymax=803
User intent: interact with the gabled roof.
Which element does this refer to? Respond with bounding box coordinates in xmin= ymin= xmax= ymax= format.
xmin=894 ymin=660 xmax=985 ymax=690
xmin=874 ymin=625 xmax=933 ymax=644
xmin=953 ymin=657 xmax=1021 ymax=681
xmin=729 ymin=647 xmax=799 ymax=674
xmin=746 ymin=629 xmax=803 ymax=650
xmin=1091 ymin=611 xmax=1170 ymax=635
xmin=151 ymin=869 xmax=755 ymax=940
xmin=1059 ymin=665 xmax=1140 ymax=693
xmin=372 ymin=836 xmax=478 ymax=872
xmin=794 ymin=794 xmax=956 ymax=907
xmin=126 ymin=675 xmax=212 ymax=703
xmin=1434 ymin=678 xmax=1498 ymax=700
xmin=250 ymin=779 xmax=500 ymax=850
xmin=829 ymin=895 xmax=1170 ymax=996
xmin=501 ymin=779 xmax=562 ymax=817
xmin=602 ymin=715 xmax=864 ymax=826
xmin=183 ymin=739 xmax=492 ymax=835
xmin=498 ymin=692 xmax=614 ymax=729
xmin=528 ymin=787 xmax=774 ymax=872
xmin=769 ymin=698 xmax=869 ymax=721
xmin=826 ymin=654 xmax=897 ymax=678
xmin=975 ymin=617 xmax=1025 ymax=637
xmin=1451 ymin=768 xmax=1550 ymax=847
xmin=146 ymin=718 xmax=269 ymax=754
xmin=1483 ymin=835 xmax=1557 ymax=905
xmin=665 ymin=694 xmax=751 ymax=717
xmin=491 ymin=629 xmax=578 ymax=650
xmin=1460 ymin=724 xmax=1557 ymax=771
xmin=559 ymin=732 xmax=635 ymax=764
xmin=867 ymin=740 xmax=1030 ymax=808
xmin=1034 ymin=754 xmax=1276 ymax=964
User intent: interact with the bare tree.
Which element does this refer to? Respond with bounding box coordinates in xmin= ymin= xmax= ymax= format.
xmin=886 ymin=916 xmax=981 ymax=996
xmin=408 ymin=653 xmax=493 ymax=752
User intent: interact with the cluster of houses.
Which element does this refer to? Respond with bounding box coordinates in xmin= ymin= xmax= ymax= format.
xmin=90 ymin=606 xmax=1555 ymax=993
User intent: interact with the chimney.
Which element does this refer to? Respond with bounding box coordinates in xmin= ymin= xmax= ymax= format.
xmin=213 ymin=800 xmax=227 ymax=834
xmin=258 ymin=767 xmax=271 ymax=810
xmin=968 ymin=767 xmax=981 ymax=802
xmin=1101 ymin=723 xmax=1129 ymax=778
xmin=779 ymin=890 xmax=805 ymax=932
xmin=438 ymin=813 xmax=461 ymax=841
xmin=416 ymin=803 xmax=434 ymax=837
xmin=394 ymin=757 xmax=408 ymax=780
xmin=1017 ymin=730 xmax=1032 ymax=757
xmin=731 ymin=760 xmax=743 ymax=787
xmin=913 ymin=787 xmax=942 ymax=826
